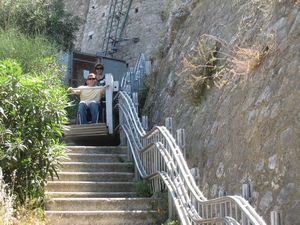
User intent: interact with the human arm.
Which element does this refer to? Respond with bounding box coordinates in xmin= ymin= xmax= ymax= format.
xmin=68 ymin=87 xmax=81 ymax=95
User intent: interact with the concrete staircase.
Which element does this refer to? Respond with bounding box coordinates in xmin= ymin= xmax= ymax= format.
xmin=45 ymin=146 xmax=163 ymax=225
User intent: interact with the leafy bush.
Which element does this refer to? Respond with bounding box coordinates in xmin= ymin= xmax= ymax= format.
xmin=0 ymin=59 xmax=69 ymax=205
xmin=0 ymin=0 xmax=81 ymax=51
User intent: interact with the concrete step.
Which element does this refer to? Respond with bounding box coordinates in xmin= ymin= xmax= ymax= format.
xmin=46 ymin=181 xmax=134 ymax=192
xmin=60 ymin=162 xmax=134 ymax=173
xmin=45 ymin=145 xmax=163 ymax=225
xmin=65 ymin=153 xmax=127 ymax=163
xmin=66 ymin=146 xmax=127 ymax=154
xmin=46 ymin=198 xmax=158 ymax=211
xmin=53 ymin=172 xmax=134 ymax=182
xmin=46 ymin=191 xmax=137 ymax=198
xmin=45 ymin=210 xmax=160 ymax=225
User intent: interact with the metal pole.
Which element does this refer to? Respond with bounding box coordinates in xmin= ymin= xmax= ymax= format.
xmin=176 ymin=128 xmax=186 ymax=158
xmin=165 ymin=117 xmax=173 ymax=135
xmin=142 ymin=115 xmax=148 ymax=131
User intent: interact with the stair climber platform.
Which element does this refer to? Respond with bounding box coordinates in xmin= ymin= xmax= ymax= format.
xmin=45 ymin=146 xmax=164 ymax=225
xmin=63 ymin=124 xmax=119 ymax=146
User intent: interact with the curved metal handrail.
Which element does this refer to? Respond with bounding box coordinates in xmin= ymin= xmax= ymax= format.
xmin=118 ymin=90 xmax=266 ymax=225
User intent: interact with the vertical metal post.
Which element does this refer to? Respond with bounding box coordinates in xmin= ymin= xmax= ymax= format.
xmin=142 ymin=115 xmax=148 ymax=131
xmin=166 ymin=118 xmax=175 ymax=221
xmin=119 ymin=108 xmax=127 ymax=146
xmin=190 ymin=167 xmax=200 ymax=184
xmin=271 ymin=211 xmax=282 ymax=225
xmin=168 ymin=192 xmax=176 ymax=221
xmin=218 ymin=187 xmax=226 ymax=197
xmin=132 ymin=92 xmax=138 ymax=112
xmin=242 ymin=183 xmax=251 ymax=200
xmin=105 ymin=73 xmax=114 ymax=134
xmin=165 ymin=117 xmax=173 ymax=134
xmin=145 ymin=60 xmax=151 ymax=75
xmin=176 ymin=128 xmax=186 ymax=158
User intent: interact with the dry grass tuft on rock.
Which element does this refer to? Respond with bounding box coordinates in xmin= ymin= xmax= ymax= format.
xmin=230 ymin=34 xmax=277 ymax=75
xmin=180 ymin=35 xmax=227 ymax=104
xmin=180 ymin=33 xmax=277 ymax=104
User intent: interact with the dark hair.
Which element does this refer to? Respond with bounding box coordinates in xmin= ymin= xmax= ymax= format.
xmin=94 ymin=63 xmax=104 ymax=70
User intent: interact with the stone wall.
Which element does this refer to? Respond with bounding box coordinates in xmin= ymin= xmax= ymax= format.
xmin=143 ymin=0 xmax=300 ymax=224
xmin=63 ymin=0 xmax=175 ymax=65
xmin=63 ymin=0 xmax=299 ymax=224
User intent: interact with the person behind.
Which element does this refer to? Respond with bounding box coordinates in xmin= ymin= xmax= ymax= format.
xmin=94 ymin=63 xmax=105 ymax=85
xmin=69 ymin=73 xmax=103 ymax=124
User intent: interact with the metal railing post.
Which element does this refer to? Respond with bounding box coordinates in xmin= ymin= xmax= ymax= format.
xmin=176 ymin=128 xmax=186 ymax=158
xmin=142 ymin=115 xmax=148 ymax=131
xmin=271 ymin=211 xmax=282 ymax=225
xmin=119 ymin=110 xmax=127 ymax=146
xmin=132 ymin=92 xmax=138 ymax=112
xmin=242 ymin=183 xmax=251 ymax=200
xmin=165 ymin=117 xmax=173 ymax=135
xmin=168 ymin=192 xmax=176 ymax=221
xmin=105 ymin=73 xmax=114 ymax=134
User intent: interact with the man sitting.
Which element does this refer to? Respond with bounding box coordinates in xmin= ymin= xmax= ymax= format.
xmin=69 ymin=73 xmax=104 ymax=124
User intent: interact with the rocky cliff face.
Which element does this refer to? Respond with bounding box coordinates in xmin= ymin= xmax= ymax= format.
xmin=64 ymin=0 xmax=299 ymax=224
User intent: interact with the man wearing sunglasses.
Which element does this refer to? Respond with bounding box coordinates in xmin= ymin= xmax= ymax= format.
xmin=69 ymin=73 xmax=103 ymax=124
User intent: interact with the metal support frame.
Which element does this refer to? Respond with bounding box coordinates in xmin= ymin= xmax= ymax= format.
xmin=165 ymin=117 xmax=173 ymax=134
xmin=242 ymin=183 xmax=252 ymax=200
xmin=102 ymin=0 xmax=133 ymax=56
xmin=105 ymin=73 xmax=114 ymax=134
xmin=271 ymin=211 xmax=282 ymax=225
xmin=176 ymin=128 xmax=186 ymax=158
xmin=142 ymin=116 xmax=148 ymax=131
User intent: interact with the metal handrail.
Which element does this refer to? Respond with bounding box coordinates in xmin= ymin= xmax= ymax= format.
xmin=120 ymin=53 xmax=147 ymax=96
xmin=118 ymin=90 xmax=267 ymax=225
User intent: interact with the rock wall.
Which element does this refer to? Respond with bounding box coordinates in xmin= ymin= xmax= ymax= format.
xmin=63 ymin=0 xmax=299 ymax=224
xmin=64 ymin=0 xmax=175 ymax=65
xmin=143 ymin=0 xmax=300 ymax=224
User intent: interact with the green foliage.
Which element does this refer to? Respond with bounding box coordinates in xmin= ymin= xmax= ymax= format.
xmin=65 ymin=95 xmax=79 ymax=124
xmin=0 ymin=29 xmax=57 ymax=73
xmin=150 ymin=191 xmax=168 ymax=224
xmin=0 ymin=59 xmax=69 ymax=205
xmin=161 ymin=220 xmax=180 ymax=225
xmin=0 ymin=0 xmax=81 ymax=51
xmin=134 ymin=180 xmax=151 ymax=197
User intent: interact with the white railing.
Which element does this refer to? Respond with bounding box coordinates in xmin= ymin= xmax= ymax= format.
xmin=118 ymin=91 xmax=267 ymax=225
xmin=120 ymin=53 xmax=150 ymax=96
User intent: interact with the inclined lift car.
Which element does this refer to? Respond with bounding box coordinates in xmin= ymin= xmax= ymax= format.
xmin=63 ymin=52 xmax=128 ymax=145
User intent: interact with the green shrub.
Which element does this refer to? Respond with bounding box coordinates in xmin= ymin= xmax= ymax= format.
xmin=0 ymin=0 xmax=81 ymax=51
xmin=0 ymin=59 xmax=69 ymax=205
xmin=0 ymin=29 xmax=58 ymax=73
xmin=134 ymin=180 xmax=151 ymax=197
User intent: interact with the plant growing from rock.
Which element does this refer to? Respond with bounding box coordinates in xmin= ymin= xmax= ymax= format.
xmin=181 ymin=33 xmax=277 ymax=104
xmin=134 ymin=180 xmax=151 ymax=197
xmin=180 ymin=35 xmax=226 ymax=104
xmin=230 ymin=33 xmax=277 ymax=76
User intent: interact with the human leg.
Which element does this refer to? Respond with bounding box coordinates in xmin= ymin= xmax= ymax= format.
xmin=88 ymin=101 xmax=100 ymax=123
xmin=78 ymin=101 xmax=88 ymax=124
